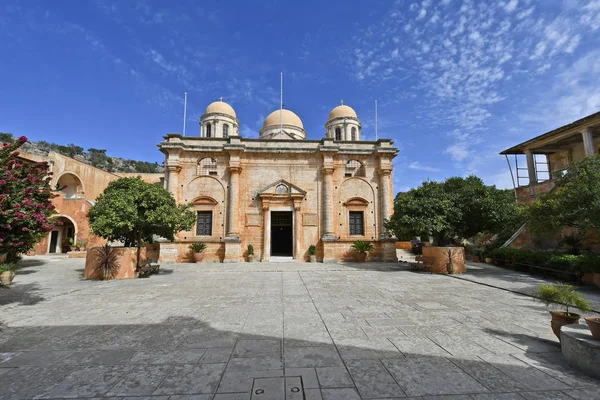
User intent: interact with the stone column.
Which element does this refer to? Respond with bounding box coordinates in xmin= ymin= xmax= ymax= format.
xmin=322 ymin=167 xmax=336 ymax=240
xmin=379 ymin=168 xmax=393 ymax=238
xmin=582 ymin=128 xmax=595 ymax=157
xmin=293 ymin=200 xmax=302 ymax=261
xmin=525 ymin=150 xmax=537 ymax=185
xmin=262 ymin=201 xmax=270 ymax=262
xmin=226 ymin=166 xmax=241 ymax=237
xmin=166 ymin=166 xmax=180 ymax=197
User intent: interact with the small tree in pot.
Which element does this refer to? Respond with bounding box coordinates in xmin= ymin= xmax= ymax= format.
xmin=189 ymin=243 xmax=207 ymax=263
xmin=308 ymin=245 xmax=317 ymax=262
xmin=0 ymin=262 xmax=20 ymax=286
xmin=535 ymin=283 xmax=591 ymax=340
xmin=247 ymin=244 xmax=255 ymax=262
xmin=351 ymin=240 xmax=374 ymax=262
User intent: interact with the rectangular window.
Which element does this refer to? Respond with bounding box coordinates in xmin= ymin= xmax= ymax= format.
xmin=349 ymin=211 xmax=364 ymax=236
xmin=196 ymin=211 xmax=213 ymax=236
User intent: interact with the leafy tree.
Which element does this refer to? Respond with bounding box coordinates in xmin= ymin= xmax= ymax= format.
xmin=385 ymin=176 xmax=520 ymax=244
xmin=526 ymin=154 xmax=600 ymax=236
xmin=88 ymin=177 xmax=195 ymax=268
xmin=0 ymin=136 xmax=57 ymax=262
xmin=0 ymin=133 xmax=14 ymax=143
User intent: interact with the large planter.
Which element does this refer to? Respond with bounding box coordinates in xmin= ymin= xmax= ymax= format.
xmin=0 ymin=271 xmax=15 ymax=286
xmin=355 ymin=252 xmax=367 ymax=263
xmin=84 ymin=246 xmax=146 ymax=280
xmin=192 ymin=252 xmax=205 ymax=263
xmin=396 ymin=241 xmax=412 ymax=250
xmin=421 ymin=247 xmax=466 ymax=274
xmin=485 ymin=257 xmax=494 ymax=264
xmin=309 ymin=255 xmax=317 ymax=263
xmin=586 ymin=317 xmax=600 ymax=340
xmin=550 ymin=311 xmax=580 ymax=340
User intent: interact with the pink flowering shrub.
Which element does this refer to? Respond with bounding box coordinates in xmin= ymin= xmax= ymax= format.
xmin=0 ymin=136 xmax=57 ymax=261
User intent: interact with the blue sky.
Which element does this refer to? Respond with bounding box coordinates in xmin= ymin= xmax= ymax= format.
xmin=1 ymin=0 xmax=599 ymax=192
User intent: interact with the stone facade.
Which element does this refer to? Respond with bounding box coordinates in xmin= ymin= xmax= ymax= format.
xmin=159 ymin=101 xmax=398 ymax=263
xmin=17 ymin=151 xmax=163 ymax=255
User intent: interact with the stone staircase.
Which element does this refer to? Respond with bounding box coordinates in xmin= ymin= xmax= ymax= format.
xmin=396 ymin=249 xmax=417 ymax=264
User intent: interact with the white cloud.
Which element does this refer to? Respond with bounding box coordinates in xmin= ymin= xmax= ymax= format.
xmin=408 ymin=161 xmax=440 ymax=172
xmin=503 ymin=0 xmax=518 ymax=13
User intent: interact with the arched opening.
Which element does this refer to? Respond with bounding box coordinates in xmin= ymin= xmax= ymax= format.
xmin=335 ymin=127 xmax=342 ymax=141
xmin=223 ymin=124 xmax=229 ymax=138
xmin=351 ymin=127 xmax=357 ymax=141
xmin=48 ymin=216 xmax=76 ymax=254
xmin=198 ymin=158 xmax=218 ymax=175
xmin=206 ymin=123 xmax=212 ymax=138
xmin=57 ymin=173 xmax=83 ymax=199
xmin=345 ymin=160 xmax=366 ymax=177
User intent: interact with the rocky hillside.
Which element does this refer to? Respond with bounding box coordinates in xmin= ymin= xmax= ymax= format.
xmin=1 ymin=132 xmax=164 ymax=174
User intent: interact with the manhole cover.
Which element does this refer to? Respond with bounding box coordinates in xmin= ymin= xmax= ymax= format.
xmin=251 ymin=376 xmax=305 ymax=399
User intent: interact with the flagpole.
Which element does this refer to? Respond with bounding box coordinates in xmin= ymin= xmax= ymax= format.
xmin=280 ymin=72 xmax=283 ymax=138
xmin=375 ymin=100 xmax=378 ymax=140
xmin=183 ymin=92 xmax=188 ymax=136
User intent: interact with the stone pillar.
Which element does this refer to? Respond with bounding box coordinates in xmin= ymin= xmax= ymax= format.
xmin=262 ymin=201 xmax=270 ymax=262
xmin=343 ymin=120 xmax=348 ymax=141
xmin=379 ymin=168 xmax=393 ymax=238
xmin=525 ymin=150 xmax=537 ymax=185
xmin=322 ymin=167 xmax=336 ymax=240
xmin=294 ymin=199 xmax=302 ymax=261
xmin=166 ymin=166 xmax=180 ymax=197
xmin=582 ymin=128 xmax=595 ymax=157
xmin=226 ymin=166 xmax=241 ymax=237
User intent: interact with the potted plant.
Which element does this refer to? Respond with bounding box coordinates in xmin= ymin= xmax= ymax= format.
xmin=472 ymin=248 xmax=482 ymax=263
xmin=189 ymin=243 xmax=207 ymax=263
xmin=93 ymin=245 xmax=120 ymax=280
xmin=445 ymin=248 xmax=458 ymax=274
xmin=586 ymin=316 xmax=600 ymax=340
xmin=247 ymin=244 xmax=255 ymax=262
xmin=351 ymin=240 xmax=374 ymax=262
xmin=308 ymin=245 xmax=317 ymax=263
xmin=79 ymin=240 xmax=87 ymax=251
xmin=0 ymin=263 xmax=20 ymax=286
xmin=535 ymin=283 xmax=592 ymax=339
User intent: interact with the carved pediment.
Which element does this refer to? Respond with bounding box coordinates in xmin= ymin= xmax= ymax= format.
xmin=344 ymin=197 xmax=369 ymax=207
xmin=258 ymin=179 xmax=306 ymax=198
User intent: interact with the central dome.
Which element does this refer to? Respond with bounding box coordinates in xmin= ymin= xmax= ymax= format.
xmin=263 ymin=109 xmax=304 ymax=129
xmin=328 ymin=105 xmax=357 ymax=121
xmin=205 ymin=100 xmax=236 ymax=118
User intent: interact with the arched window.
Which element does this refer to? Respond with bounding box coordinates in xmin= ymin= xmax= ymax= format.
xmin=345 ymin=160 xmax=365 ymax=177
xmin=198 ymin=157 xmax=217 ymax=175
xmin=351 ymin=127 xmax=357 ymax=141
xmin=335 ymin=127 xmax=342 ymax=141
xmin=57 ymin=173 xmax=83 ymax=199
xmin=223 ymin=124 xmax=229 ymax=138
xmin=206 ymin=123 xmax=212 ymax=138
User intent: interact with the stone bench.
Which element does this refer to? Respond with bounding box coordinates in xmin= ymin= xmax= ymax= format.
xmin=560 ymin=323 xmax=600 ymax=380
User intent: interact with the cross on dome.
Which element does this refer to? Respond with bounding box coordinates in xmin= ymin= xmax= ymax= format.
xmin=219 ymin=96 xmax=223 ymax=102
xmin=340 ymin=99 xmax=344 ymax=105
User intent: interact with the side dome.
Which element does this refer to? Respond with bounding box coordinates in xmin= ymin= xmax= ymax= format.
xmin=328 ymin=105 xmax=357 ymax=121
xmin=205 ymin=100 xmax=236 ymax=118
xmin=263 ymin=109 xmax=304 ymax=129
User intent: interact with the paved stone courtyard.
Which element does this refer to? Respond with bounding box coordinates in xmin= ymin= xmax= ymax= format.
xmin=1 ymin=256 xmax=599 ymax=400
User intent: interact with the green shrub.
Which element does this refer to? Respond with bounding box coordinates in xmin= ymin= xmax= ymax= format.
xmin=535 ymin=283 xmax=591 ymax=315
xmin=489 ymin=248 xmax=600 ymax=274
xmin=308 ymin=245 xmax=316 ymax=255
xmin=0 ymin=263 xmax=20 ymax=272
xmin=351 ymin=240 xmax=374 ymax=254
xmin=188 ymin=243 xmax=207 ymax=253
xmin=247 ymin=244 xmax=254 ymax=256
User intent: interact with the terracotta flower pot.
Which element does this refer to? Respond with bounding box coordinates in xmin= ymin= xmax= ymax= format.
xmin=550 ymin=311 xmax=580 ymax=340
xmin=248 ymin=255 xmax=255 ymax=263
xmin=0 ymin=271 xmax=15 ymax=286
xmin=192 ymin=252 xmax=205 ymax=263
xmin=485 ymin=257 xmax=493 ymax=264
xmin=355 ymin=252 xmax=367 ymax=263
xmin=309 ymin=255 xmax=317 ymax=263
xmin=585 ymin=317 xmax=600 ymax=340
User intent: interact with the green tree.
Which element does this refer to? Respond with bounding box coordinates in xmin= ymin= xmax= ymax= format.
xmin=88 ymin=177 xmax=195 ymax=268
xmin=385 ymin=176 xmax=520 ymax=244
xmin=526 ymin=154 xmax=600 ymax=236
xmin=0 ymin=136 xmax=57 ymax=262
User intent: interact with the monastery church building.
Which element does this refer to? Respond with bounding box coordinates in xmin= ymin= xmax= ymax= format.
xmin=159 ymin=100 xmax=399 ymax=263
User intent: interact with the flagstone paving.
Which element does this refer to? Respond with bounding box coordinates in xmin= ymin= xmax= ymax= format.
xmin=1 ymin=255 xmax=599 ymax=399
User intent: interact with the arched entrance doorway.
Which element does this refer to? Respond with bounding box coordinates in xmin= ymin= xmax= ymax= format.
xmin=48 ymin=216 xmax=76 ymax=254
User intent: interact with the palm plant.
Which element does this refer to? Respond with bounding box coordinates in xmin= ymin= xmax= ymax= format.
xmin=351 ymin=240 xmax=374 ymax=254
xmin=188 ymin=243 xmax=207 ymax=253
xmin=535 ymin=283 xmax=591 ymax=316
xmin=93 ymin=244 xmax=120 ymax=280
xmin=309 ymin=245 xmax=317 ymax=255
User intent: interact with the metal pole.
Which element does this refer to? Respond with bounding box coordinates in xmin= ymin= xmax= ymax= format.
xmin=280 ymin=72 xmax=283 ymax=139
xmin=183 ymin=92 xmax=187 ymax=136
xmin=505 ymin=154 xmax=518 ymax=204
xmin=375 ymin=100 xmax=378 ymax=140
